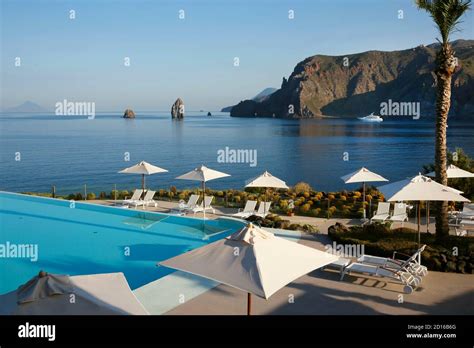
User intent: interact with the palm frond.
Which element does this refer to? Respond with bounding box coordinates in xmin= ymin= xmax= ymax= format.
xmin=415 ymin=0 xmax=472 ymax=44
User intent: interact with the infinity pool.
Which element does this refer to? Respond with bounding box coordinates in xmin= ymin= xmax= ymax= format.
xmin=0 ymin=192 xmax=245 ymax=294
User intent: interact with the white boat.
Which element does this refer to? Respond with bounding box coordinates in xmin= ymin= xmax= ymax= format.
xmin=358 ymin=113 xmax=383 ymax=122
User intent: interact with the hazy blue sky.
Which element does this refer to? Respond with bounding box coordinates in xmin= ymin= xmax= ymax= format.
xmin=1 ymin=0 xmax=473 ymax=111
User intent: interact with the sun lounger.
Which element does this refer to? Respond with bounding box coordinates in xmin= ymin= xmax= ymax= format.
xmin=255 ymin=201 xmax=272 ymax=218
xmin=178 ymin=194 xmax=200 ymax=212
xmin=142 ymin=190 xmax=157 ymax=207
xmin=357 ymin=245 xmax=428 ymax=277
xmin=324 ymin=257 xmax=351 ymax=273
xmin=341 ymin=261 xmax=421 ymax=294
xmin=341 ymin=252 xmax=423 ymax=294
xmin=201 ymin=196 xmax=215 ymax=214
xmin=122 ymin=189 xmax=143 ymax=206
xmin=129 ymin=190 xmax=157 ymax=208
xmin=389 ymin=203 xmax=408 ymax=222
xmin=371 ymin=202 xmax=390 ymax=222
xmin=186 ymin=195 xmax=215 ymax=215
xmin=452 ymin=219 xmax=474 ymax=236
xmin=450 ymin=203 xmax=474 ymax=223
xmin=232 ymin=200 xmax=258 ymax=219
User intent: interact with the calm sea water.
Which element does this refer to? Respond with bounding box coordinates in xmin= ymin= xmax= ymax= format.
xmin=0 ymin=112 xmax=473 ymax=194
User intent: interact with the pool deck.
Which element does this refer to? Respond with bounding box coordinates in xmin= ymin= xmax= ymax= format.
xmin=89 ymin=199 xmax=474 ymax=315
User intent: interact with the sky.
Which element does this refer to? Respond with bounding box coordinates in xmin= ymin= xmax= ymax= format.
xmin=1 ymin=0 xmax=473 ymax=111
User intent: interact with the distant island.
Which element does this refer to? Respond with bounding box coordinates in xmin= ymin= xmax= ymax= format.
xmin=3 ymin=101 xmax=48 ymax=113
xmin=123 ymin=109 xmax=136 ymax=118
xmin=171 ymin=98 xmax=185 ymax=119
xmin=221 ymin=87 xmax=277 ymax=112
xmin=229 ymin=40 xmax=474 ymax=119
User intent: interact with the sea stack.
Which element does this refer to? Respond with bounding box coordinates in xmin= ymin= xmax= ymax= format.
xmin=207 ymin=112 xmax=212 ymax=116
xmin=123 ymin=109 xmax=136 ymax=118
xmin=171 ymin=98 xmax=185 ymax=119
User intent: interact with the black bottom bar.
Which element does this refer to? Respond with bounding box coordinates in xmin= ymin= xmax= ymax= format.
xmin=0 ymin=315 xmax=472 ymax=346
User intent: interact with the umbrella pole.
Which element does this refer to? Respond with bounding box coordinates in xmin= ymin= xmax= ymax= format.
xmin=418 ymin=202 xmax=421 ymax=263
xmin=264 ymin=187 xmax=268 ymax=215
xmin=202 ymin=181 xmax=206 ymax=225
xmin=247 ymin=292 xmax=252 ymax=316
xmin=426 ymin=202 xmax=430 ymax=233
xmin=142 ymin=174 xmax=145 ymax=192
xmin=362 ymin=182 xmax=366 ymax=220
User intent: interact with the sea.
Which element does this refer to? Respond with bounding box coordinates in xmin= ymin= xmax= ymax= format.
xmin=0 ymin=112 xmax=473 ymax=195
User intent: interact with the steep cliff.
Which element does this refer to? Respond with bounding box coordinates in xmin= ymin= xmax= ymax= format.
xmin=231 ymin=40 xmax=474 ymax=119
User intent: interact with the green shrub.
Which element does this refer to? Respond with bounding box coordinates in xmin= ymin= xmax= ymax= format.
xmin=293 ymin=182 xmax=312 ymax=194
xmin=300 ymin=203 xmax=311 ymax=213
xmin=86 ymin=192 xmax=96 ymax=200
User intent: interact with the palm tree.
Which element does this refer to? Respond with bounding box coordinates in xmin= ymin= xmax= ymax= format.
xmin=415 ymin=0 xmax=471 ymax=239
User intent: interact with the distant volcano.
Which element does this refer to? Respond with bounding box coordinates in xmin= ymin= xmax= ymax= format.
xmin=3 ymin=101 xmax=49 ymax=113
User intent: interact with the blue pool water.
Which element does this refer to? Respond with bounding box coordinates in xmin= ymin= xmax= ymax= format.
xmin=0 ymin=192 xmax=245 ymax=294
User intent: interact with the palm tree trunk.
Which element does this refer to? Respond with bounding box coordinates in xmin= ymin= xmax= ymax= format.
xmin=434 ymin=44 xmax=456 ymax=240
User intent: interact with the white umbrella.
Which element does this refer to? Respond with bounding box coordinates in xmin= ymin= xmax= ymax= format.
xmin=0 ymin=271 xmax=148 ymax=315
xmin=245 ymin=171 xmax=289 ymax=216
xmin=160 ymin=223 xmax=338 ymax=314
xmin=427 ymin=164 xmax=474 ymax=178
xmin=341 ymin=167 xmax=388 ymax=219
xmin=176 ymin=165 xmax=230 ymax=220
xmin=119 ymin=160 xmax=168 ymax=191
xmin=378 ymin=174 xmax=469 ymax=259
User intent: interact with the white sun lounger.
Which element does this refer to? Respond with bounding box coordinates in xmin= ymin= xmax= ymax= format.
xmin=371 ymin=202 xmax=390 ymax=222
xmin=341 ymin=254 xmax=422 ymax=294
xmin=452 ymin=219 xmax=474 ymax=236
xmin=191 ymin=196 xmax=215 ymax=214
xmin=232 ymin=200 xmax=258 ymax=219
xmin=129 ymin=190 xmax=157 ymax=208
xmin=142 ymin=190 xmax=157 ymax=207
xmin=122 ymin=189 xmax=143 ymax=206
xmin=178 ymin=194 xmax=200 ymax=212
xmin=450 ymin=203 xmax=474 ymax=223
xmin=388 ymin=203 xmax=409 ymax=222
xmin=255 ymin=201 xmax=272 ymax=218
xmin=357 ymin=245 xmax=428 ymax=277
